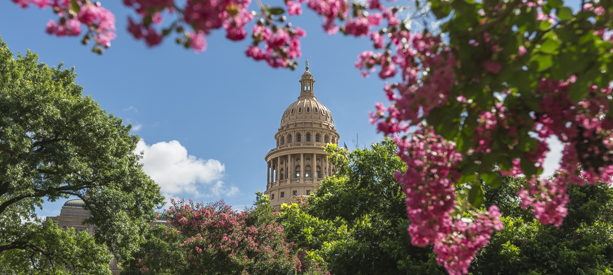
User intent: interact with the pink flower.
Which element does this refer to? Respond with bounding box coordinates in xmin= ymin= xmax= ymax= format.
xmin=190 ymin=32 xmax=207 ymax=52
xmin=483 ymin=60 xmax=502 ymax=74
xmin=287 ymin=1 xmax=302 ymax=16
xmin=518 ymin=45 xmax=527 ymax=56
xmin=144 ymin=28 xmax=163 ymax=47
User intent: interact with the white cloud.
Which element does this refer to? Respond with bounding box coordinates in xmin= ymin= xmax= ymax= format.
xmin=132 ymin=123 xmax=143 ymax=131
xmin=135 ymin=139 xmax=239 ymax=199
xmin=124 ymin=106 xmax=138 ymax=113
xmin=541 ymin=136 xmax=564 ymax=179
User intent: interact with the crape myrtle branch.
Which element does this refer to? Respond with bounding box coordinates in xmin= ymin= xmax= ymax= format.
xmin=11 ymin=0 xmax=613 ymax=274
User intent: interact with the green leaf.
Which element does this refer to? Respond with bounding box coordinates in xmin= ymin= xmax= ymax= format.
xmin=547 ymin=0 xmax=563 ymax=8
xmin=532 ymin=54 xmax=553 ymax=71
xmin=557 ymin=7 xmax=573 ymax=20
xmin=540 ymin=20 xmax=552 ymax=31
xmin=468 ymin=182 xmax=484 ymax=208
xmin=71 ymin=0 xmax=80 ymax=12
xmin=569 ymin=77 xmax=589 ymax=103
xmin=520 ymin=158 xmax=538 ymax=177
xmin=459 ymin=174 xmax=478 ymax=184
xmin=268 ymin=7 xmax=285 ymax=15
xmin=482 ymin=172 xmax=502 ymax=188
xmin=540 ymin=38 xmax=560 ymax=54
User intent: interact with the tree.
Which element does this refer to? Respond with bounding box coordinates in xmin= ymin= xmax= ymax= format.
xmin=279 ymin=140 xmax=613 ymax=274
xmin=122 ymin=198 xmax=327 ymax=274
xmin=471 ymin=177 xmax=613 ymax=274
xmin=12 ymin=0 xmax=613 ymax=273
xmin=0 ymin=38 xmax=165 ymax=272
xmin=277 ymin=139 xmax=445 ymax=274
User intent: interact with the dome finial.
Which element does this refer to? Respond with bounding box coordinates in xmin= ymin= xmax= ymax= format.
xmin=305 ymin=57 xmax=309 ymax=71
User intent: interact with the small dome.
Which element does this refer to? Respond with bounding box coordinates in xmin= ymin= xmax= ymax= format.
xmin=280 ymin=66 xmax=334 ymax=128
xmin=64 ymin=199 xmax=85 ymax=208
xmin=281 ymin=98 xmax=334 ymax=127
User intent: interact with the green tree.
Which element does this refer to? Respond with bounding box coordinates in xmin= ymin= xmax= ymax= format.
xmin=278 ymin=139 xmax=444 ymax=275
xmin=471 ymin=179 xmax=613 ymax=275
xmin=0 ymin=38 xmax=165 ymax=272
xmin=278 ymin=140 xmax=613 ymax=274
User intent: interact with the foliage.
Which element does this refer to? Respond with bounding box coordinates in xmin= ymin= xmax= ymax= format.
xmin=472 ymin=180 xmax=613 ymax=274
xmin=276 ymin=139 xmax=445 ymax=275
xmin=0 ymin=38 xmax=165 ymax=272
xmin=123 ymin=199 xmax=328 ymax=274
xmin=0 ymin=218 xmax=112 ymax=275
xmin=13 ymin=0 xmax=613 ymax=273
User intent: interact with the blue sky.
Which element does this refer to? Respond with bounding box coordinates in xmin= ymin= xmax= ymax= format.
xmin=1 ymin=0 xmax=582 ymax=217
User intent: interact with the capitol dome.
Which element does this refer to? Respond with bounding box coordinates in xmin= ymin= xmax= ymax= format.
xmin=264 ymin=63 xmax=340 ymax=209
xmin=64 ymin=199 xmax=85 ymax=208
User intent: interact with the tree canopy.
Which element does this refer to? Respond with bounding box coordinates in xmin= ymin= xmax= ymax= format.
xmin=0 ymin=38 xmax=164 ymax=272
xmin=11 ymin=0 xmax=613 ymax=272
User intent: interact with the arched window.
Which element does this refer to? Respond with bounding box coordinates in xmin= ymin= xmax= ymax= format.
xmin=280 ymin=168 xmax=284 ymax=180
xmin=316 ymin=134 xmax=320 ymax=142
xmin=316 ymin=166 xmax=321 ymax=178
xmin=297 ymin=133 xmax=302 ymax=142
xmin=281 ymin=137 xmax=285 ymax=145
xmin=324 ymin=135 xmax=329 ymax=143
xmin=314 ymin=107 xmax=318 ymax=113
xmin=292 ymin=109 xmax=294 ymax=114
xmin=288 ymin=134 xmax=292 ymax=143
xmin=295 ymin=166 xmax=301 ymax=178
xmin=307 ymin=107 xmax=310 ymax=112
xmin=305 ymin=165 xmax=312 ymax=178
xmin=306 ymin=133 xmax=311 ymax=142
xmin=299 ymin=107 xmax=302 ymax=112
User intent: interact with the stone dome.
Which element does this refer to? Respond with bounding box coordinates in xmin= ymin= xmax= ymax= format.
xmin=64 ymin=199 xmax=85 ymax=208
xmin=279 ymin=66 xmax=335 ymax=129
xmin=280 ymin=98 xmax=334 ymax=127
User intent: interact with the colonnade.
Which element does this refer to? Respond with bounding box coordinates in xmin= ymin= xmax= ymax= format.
xmin=266 ymin=152 xmax=334 ymax=188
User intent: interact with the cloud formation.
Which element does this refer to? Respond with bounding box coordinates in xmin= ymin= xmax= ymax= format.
xmin=135 ymin=139 xmax=239 ymax=198
xmin=124 ymin=106 xmax=138 ymax=113
xmin=542 ymin=136 xmax=563 ymax=179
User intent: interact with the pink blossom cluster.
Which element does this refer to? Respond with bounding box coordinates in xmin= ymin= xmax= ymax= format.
xmin=124 ymin=0 xmax=253 ymax=51
xmin=245 ymin=25 xmax=307 ymax=68
xmin=13 ymin=0 xmax=116 ymax=51
xmin=136 ymin=199 xmax=302 ymax=273
xmin=434 ymin=206 xmax=503 ymax=275
xmin=391 ymin=128 xmax=503 ymax=275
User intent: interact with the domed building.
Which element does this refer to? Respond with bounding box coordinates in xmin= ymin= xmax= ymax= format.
xmin=264 ymin=64 xmax=340 ymax=209
xmin=48 ymin=199 xmax=168 ymax=274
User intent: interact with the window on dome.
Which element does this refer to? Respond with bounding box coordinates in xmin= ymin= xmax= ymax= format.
xmin=304 ymin=86 xmax=307 ymax=91
xmin=291 ymin=109 xmax=294 ymax=114
xmin=281 ymin=137 xmax=285 ymax=145
xmin=305 ymin=165 xmax=312 ymax=178
xmin=281 ymin=192 xmax=285 ymax=198
xmin=272 ymin=193 xmax=275 ymax=199
xmin=293 ymin=190 xmax=297 ymax=196
xmin=288 ymin=135 xmax=292 ymax=143
xmin=316 ymin=134 xmax=320 ymax=142
xmin=307 ymin=107 xmax=310 ymax=112
xmin=299 ymin=108 xmax=302 ymax=112
xmin=306 ymin=133 xmax=311 ymax=142
xmin=295 ymin=166 xmax=301 ymax=178
xmin=316 ymin=166 xmax=321 ymax=178
xmin=324 ymin=135 xmax=329 ymax=143
xmin=297 ymin=133 xmax=302 ymax=142
xmin=314 ymin=107 xmax=318 ymax=113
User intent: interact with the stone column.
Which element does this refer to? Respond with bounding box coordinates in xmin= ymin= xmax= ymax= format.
xmin=267 ymin=161 xmax=270 ymax=188
xmin=300 ymin=153 xmax=304 ymax=183
xmin=276 ymin=157 xmax=280 ymax=183
xmin=313 ymin=153 xmax=317 ymax=184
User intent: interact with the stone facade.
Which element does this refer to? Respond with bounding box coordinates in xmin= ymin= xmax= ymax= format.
xmin=48 ymin=199 xmax=168 ymax=274
xmin=265 ymin=65 xmax=339 ymax=209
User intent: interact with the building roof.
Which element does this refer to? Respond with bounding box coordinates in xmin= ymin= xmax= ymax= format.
xmin=63 ymin=199 xmax=86 ymax=208
xmin=280 ymin=68 xmax=334 ymax=128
